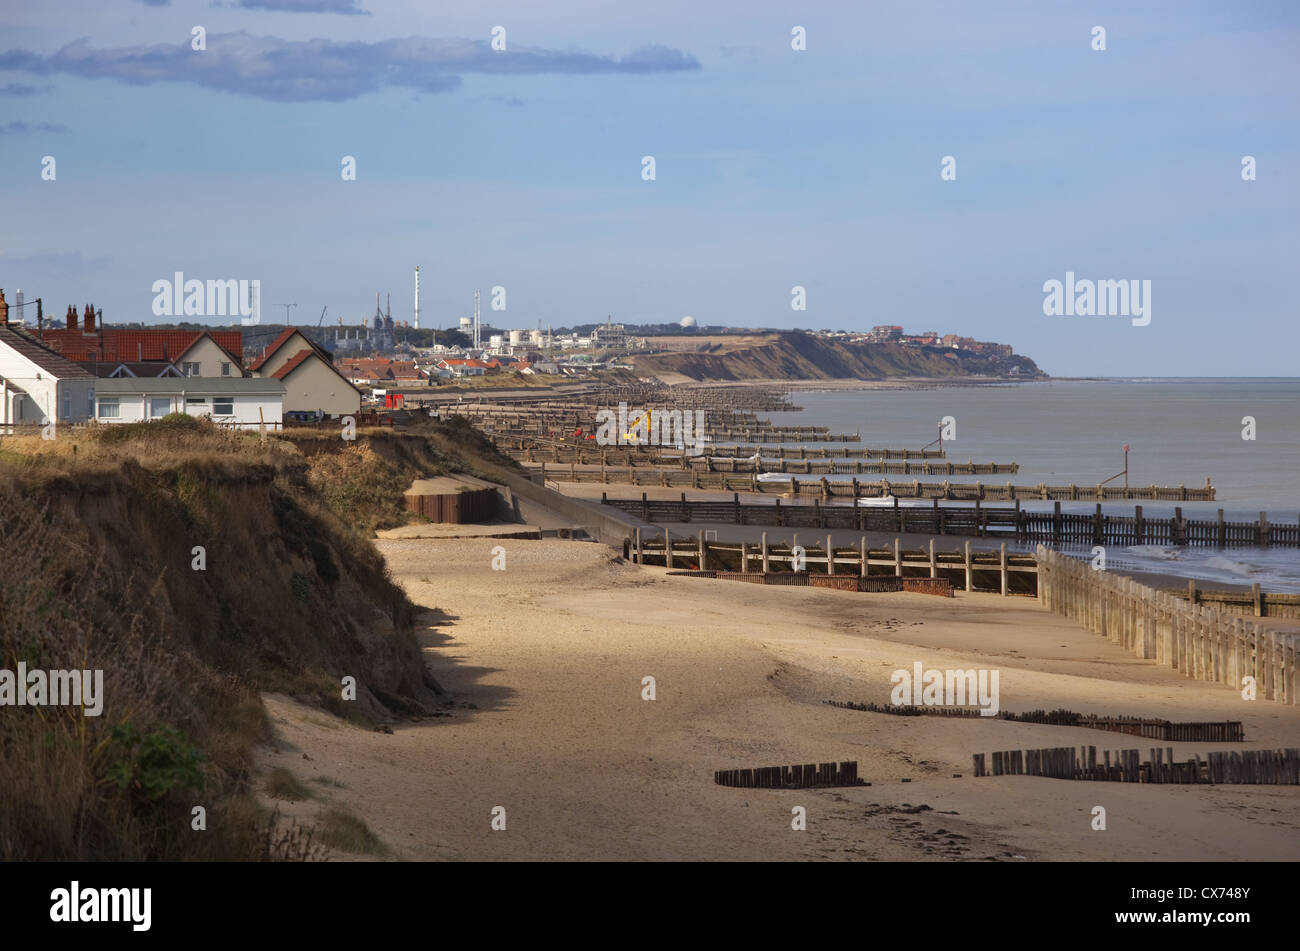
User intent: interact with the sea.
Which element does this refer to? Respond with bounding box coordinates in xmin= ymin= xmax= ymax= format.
xmin=756 ymin=379 xmax=1300 ymax=592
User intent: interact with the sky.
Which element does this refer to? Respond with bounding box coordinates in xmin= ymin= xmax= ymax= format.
xmin=0 ymin=0 xmax=1296 ymax=376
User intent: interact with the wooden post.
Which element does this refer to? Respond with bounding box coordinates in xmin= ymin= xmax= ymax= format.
xmin=664 ymin=528 xmax=672 ymax=570
xmin=1053 ymin=501 xmax=1062 ymax=546
xmin=761 ymin=532 xmax=770 ymax=573
xmin=1135 ymin=505 xmax=1145 ymax=545
xmin=999 ymin=543 xmax=1008 ymax=596
xmin=1259 ymin=511 xmax=1270 ymax=547
xmin=698 ymin=530 xmax=706 ymax=571
xmin=860 ymin=536 xmax=868 ymax=578
xmin=1216 ymin=508 xmax=1225 ymax=548
xmin=826 ymin=534 xmax=834 ymax=575
xmin=635 ymin=527 xmax=642 ymax=564
xmin=741 ymin=540 xmax=749 ymax=573
xmin=894 ymin=537 xmax=902 ymax=577
xmin=929 ymin=538 xmax=937 ymax=579
xmin=1252 ymin=583 xmax=1264 ymax=618
xmin=964 ymin=540 xmax=973 ymax=593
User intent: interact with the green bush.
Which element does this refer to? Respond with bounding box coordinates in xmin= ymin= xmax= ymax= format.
xmin=103 ymin=723 xmax=204 ymax=801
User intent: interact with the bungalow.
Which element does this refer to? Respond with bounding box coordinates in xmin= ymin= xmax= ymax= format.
xmin=436 ymin=358 xmax=487 ymax=378
xmin=93 ymin=377 xmax=285 ymax=428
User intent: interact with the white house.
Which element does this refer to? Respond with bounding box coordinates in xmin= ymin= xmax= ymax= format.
xmin=93 ymin=377 xmax=285 ymax=428
xmin=0 ymin=325 xmax=97 ymax=429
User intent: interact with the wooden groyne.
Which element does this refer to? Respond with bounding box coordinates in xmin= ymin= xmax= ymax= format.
xmin=513 ymin=453 xmax=1016 ymax=476
xmin=714 ymin=760 xmax=868 ymax=789
xmin=1038 ymin=546 xmax=1297 ymax=704
xmin=573 ymin=472 xmax=1216 ymax=500
xmin=494 ymin=436 xmax=945 ymax=460
xmin=628 ymin=530 xmax=1039 ymax=595
xmin=601 ymin=495 xmax=1292 ymax=547
xmin=972 ymin=746 xmax=1300 ymax=785
xmin=823 ymin=701 xmax=1245 ymax=741
xmin=484 ymin=423 xmax=860 ymax=443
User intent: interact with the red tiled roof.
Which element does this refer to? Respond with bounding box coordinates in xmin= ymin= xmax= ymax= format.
xmin=248 ymin=327 xmax=331 ymax=372
xmin=271 ymin=349 xmax=361 ymax=393
xmin=38 ymin=328 xmax=244 ymax=364
xmin=270 ymin=349 xmax=315 ymax=379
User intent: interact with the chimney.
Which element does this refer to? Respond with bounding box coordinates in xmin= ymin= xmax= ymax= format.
xmin=67 ymin=305 xmax=76 ymax=329
xmin=0 ymin=288 xmax=8 ymax=325
xmin=83 ymin=304 xmax=95 ymax=333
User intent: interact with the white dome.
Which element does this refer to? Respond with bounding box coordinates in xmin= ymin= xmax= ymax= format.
xmin=680 ymin=316 xmax=697 ymax=328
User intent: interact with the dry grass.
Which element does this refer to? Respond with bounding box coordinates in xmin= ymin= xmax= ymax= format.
xmin=318 ymin=808 xmax=388 ymax=857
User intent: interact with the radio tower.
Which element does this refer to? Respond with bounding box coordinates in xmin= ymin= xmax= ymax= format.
xmin=473 ymin=289 xmax=481 ymax=350
xmin=413 ymin=265 xmax=420 ymax=330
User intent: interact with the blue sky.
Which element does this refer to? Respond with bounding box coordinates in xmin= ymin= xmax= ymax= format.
xmin=1 ymin=0 xmax=1296 ymax=376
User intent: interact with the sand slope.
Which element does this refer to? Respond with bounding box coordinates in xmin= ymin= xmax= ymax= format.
xmin=256 ymin=538 xmax=1300 ymax=861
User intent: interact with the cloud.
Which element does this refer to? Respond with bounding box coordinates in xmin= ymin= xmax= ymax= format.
xmin=0 ymin=121 xmax=68 ymax=134
xmin=0 ymin=32 xmax=699 ymax=102
xmin=0 ymin=82 xmax=49 ymax=95
xmin=221 ymin=0 xmax=369 ymax=13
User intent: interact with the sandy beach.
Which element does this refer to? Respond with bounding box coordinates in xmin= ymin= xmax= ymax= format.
xmin=257 ymin=537 xmax=1300 ymax=861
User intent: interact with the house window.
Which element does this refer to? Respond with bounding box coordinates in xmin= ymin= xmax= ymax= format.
xmin=213 ymin=398 xmax=234 ymax=416
xmin=150 ymin=397 xmax=171 ymax=418
xmin=182 ymin=362 xmax=200 ymax=377
xmin=221 ymin=362 xmax=231 ymax=377
xmin=61 ymin=391 xmax=71 ymax=421
xmin=98 ymin=397 xmax=120 ymax=419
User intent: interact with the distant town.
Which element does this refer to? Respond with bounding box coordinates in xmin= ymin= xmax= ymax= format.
xmin=0 ymin=285 xmax=1029 ymax=430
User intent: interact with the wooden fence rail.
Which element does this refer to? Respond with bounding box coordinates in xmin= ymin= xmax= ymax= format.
xmin=1037 ymin=546 xmax=1298 ymax=705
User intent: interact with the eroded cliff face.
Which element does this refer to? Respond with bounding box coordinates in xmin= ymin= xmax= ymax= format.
xmin=0 ymin=432 xmax=442 ymax=859
xmin=633 ymin=332 xmax=1045 ymax=381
